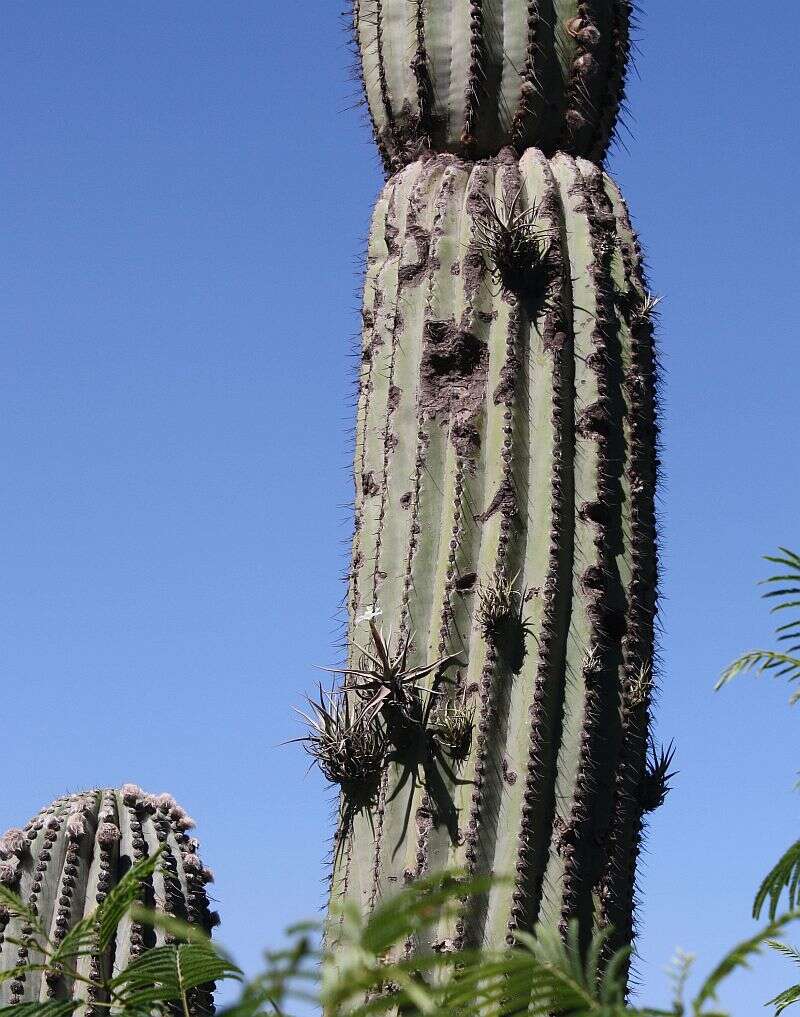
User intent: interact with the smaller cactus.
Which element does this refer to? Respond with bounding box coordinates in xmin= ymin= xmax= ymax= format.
xmin=0 ymin=786 xmax=218 ymax=1011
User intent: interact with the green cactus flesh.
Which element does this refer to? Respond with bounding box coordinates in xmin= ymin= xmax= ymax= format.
xmin=330 ymin=148 xmax=659 ymax=957
xmin=352 ymin=0 xmax=632 ymax=171
xmin=0 ymin=785 xmax=218 ymax=1009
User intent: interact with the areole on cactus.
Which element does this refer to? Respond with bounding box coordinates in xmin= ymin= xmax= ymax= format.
xmin=305 ymin=144 xmax=666 ymax=968
xmin=351 ymin=0 xmax=634 ymax=171
xmin=0 ymin=785 xmax=218 ymax=1010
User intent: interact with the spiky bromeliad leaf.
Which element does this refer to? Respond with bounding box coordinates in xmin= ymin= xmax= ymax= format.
xmin=718 ymin=549 xmax=800 ymax=700
xmin=335 ymin=621 xmax=461 ymax=730
xmin=295 ymin=686 xmax=387 ymax=789
xmin=641 ymin=741 xmax=677 ymax=814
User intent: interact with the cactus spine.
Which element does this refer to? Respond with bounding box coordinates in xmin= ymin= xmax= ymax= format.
xmin=0 ymin=786 xmax=218 ymax=1010
xmin=352 ymin=0 xmax=633 ymax=171
xmin=322 ymin=142 xmax=661 ymax=960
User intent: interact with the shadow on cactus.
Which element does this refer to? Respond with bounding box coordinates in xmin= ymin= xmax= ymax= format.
xmin=477 ymin=573 xmax=534 ymax=674
xmin=471 ymin=190 xmax=558 ymax=316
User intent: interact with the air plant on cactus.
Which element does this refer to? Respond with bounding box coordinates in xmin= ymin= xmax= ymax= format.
xmin=296 ymin=687 xmax=386 ymax=792
xmin=471 ymin=190 xmax=557 ymax=302
xmin=333 ymin=620 xmax=461 ymax=741
xmin=630 ymin=291 xmax=663 ymax=330
xmin=476 ymin=573 xmax=534 ymax=674
xmin=641 ymin=742 xmax=677 ymax=813
xmin=431 ymin=688 xmax=475 ymax=765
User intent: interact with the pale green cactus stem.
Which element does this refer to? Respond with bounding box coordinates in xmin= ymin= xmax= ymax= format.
xmin=351 ymin=0 xmax=633 ymax=171
xmin=325 ymin=147 xmax=664 ymax=967
xmin=0 ymin=785 xmax=219 ymax=1011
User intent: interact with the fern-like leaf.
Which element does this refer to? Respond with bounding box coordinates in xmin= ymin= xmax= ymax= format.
xmin=0 ymin=1005 xmax=77 ymax=1017
xmin=692 ymin=910 xmax=800 ymax=1012
xmin=768 ymin=982 xmax=800 ymax=1015
xmin=718 ymin=549 xmax=800 ymax=698
xmin=754 ymin=842 xmax=800 ymax=921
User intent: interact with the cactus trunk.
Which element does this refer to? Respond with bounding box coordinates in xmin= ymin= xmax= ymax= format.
xmin=0 ymin=786 xmax=218 ymax=1010
xmin=329 ymin=146 xmax=659 ymax=957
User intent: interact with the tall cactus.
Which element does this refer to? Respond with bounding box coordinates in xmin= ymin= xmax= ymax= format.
xmin=315 ymin=144 xmax=664 ymax=960
xmin=0 ymin=785 xmax=218 ymax=1009
xmin=351 ymin=0 xmax=633 ymax=171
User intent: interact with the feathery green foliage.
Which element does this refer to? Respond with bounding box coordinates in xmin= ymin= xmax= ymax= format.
xmin=2 ymin=860 xmax=800 ymax=1017
xmin=754 ymin=841 xmax=800 ymax=921
xmin=717 ymin=549 xmax=800 ymax=700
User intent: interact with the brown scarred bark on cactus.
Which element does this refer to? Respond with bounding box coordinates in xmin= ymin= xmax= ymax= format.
xmin=0 ymin=786 xmax=219 ymax=1012
xmin=316 ymin=147 xmax=665 ymax=969
xmin=350 ymin=0 xmax=635 ymax=172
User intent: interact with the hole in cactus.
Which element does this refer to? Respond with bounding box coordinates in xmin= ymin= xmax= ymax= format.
xmin=420 ymin=320 xmax=488 ymax=460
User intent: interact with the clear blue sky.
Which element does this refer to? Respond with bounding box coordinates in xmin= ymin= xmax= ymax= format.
xmin=1 ymin=3 xmax=798 ymax=1012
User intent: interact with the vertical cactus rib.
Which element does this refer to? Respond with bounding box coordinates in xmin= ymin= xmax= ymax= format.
xmin=462 ymin=0 xmax=485 ymax=155
xmin=412 ymin=0 xmax=435 ymax=150
xmin=555 ymin=157 xmax=625 ymax=943
xmin=356 ymin=0 xmax=401 ymax=172
xmin=328 ymin=147 xmax=660 ymax=978
xmin=510 ymin=1 xmax=543 ymax=150
xmin=597 ymin=173 xmax=660 ymax=961
xmin=589 ymin=0 xmax=632 ymax=162
xmin=0 ymin=788 xmax=216 ymax=1011
xmin=504 ymin=149 xmax=574 ymax=944
xmin=349 ymin=1 xmax=393 ymax=172
xmin=349 ymin=182 xmax=395 ymax=632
